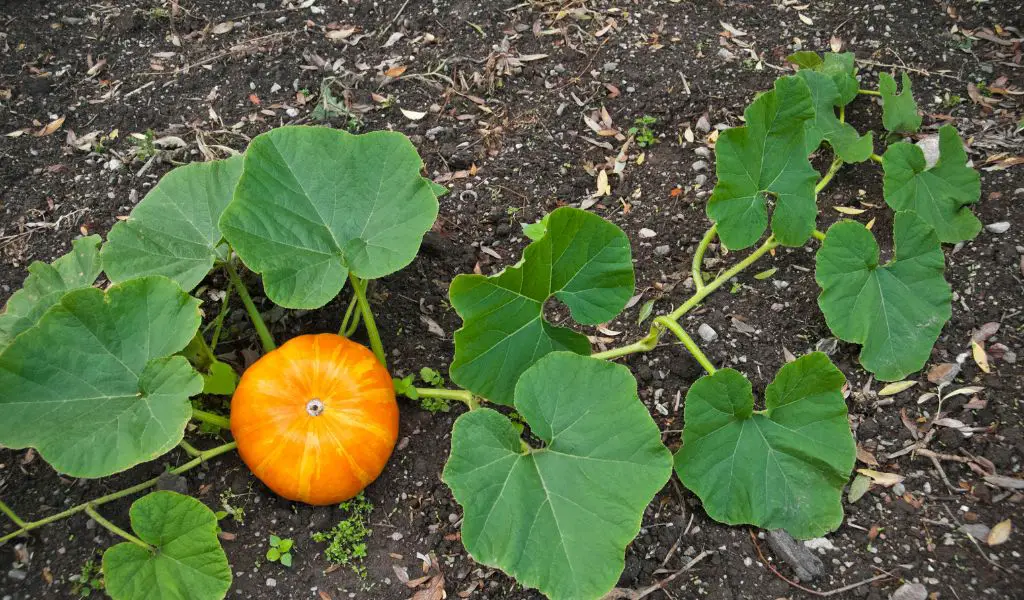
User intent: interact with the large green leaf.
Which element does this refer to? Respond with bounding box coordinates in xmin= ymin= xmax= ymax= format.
xmin=787 ymin=51 xmax=858 ymax=106
xmin=103 ymin=491 xmax=231 ymax=600
xmin=675 ymin=353 xmax=855 ymax=539
xmin=798 ymin=70 xmax=874 ymax=162
xmin=219 ymin=126 xmax=438 ymax=308
xmin=816 ymin=212 xmax=951 ymax=381
xmin=707 ymin=76 xmax=819 ymax=249
xmin=0 ymin=235 xmax=101 ymax=348
xmin=0 ymin=276 xmax=203 ymax=477
xmin=102 ymin=157 xmax=243 ymax=291
xmin=882 ymin=125 xmax=981 ymax=243
xmin=443 ymin=353 xmax=672 ymax=600
xmin=879 ymin=72 xmax=922 ymax=133
xmin=449 ymin=207 xmax=634 ymax=405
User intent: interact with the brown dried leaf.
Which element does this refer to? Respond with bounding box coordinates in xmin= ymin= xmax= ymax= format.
xmin=857 ymin=469 xmax=905 ymax=487
xmin=856 ymin=444 xmax=879 ymax=466
xmin=927 ymin=362 xmax=960 ymax=385
xmin=410 ymin=574 xmax=445 ymax=600
xmin=972 ymin=322 xmax=1000 ymax=343
xmin=987 ymin=519 xmax=1012 ymax=546
xmin=972 ymin=340 xmax=991 ymax=373
xmin=35 ymin=116 xmax=65 ymax=137
xmin=385 ymin=65 xmax=408 ymax=78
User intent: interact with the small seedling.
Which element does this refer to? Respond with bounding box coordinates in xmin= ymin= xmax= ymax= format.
xmin=214 ymin=489 xmax=246 ymax=527
xmin=129 ymin=130 xmax=157 ymax=162
xmin=628 ymin=115 xmax=658 ymax=147
xmin=266 ymin=535 xmax=294 ymax=567
xmin=312 ymin=494 xmax=372 ymax=577
xmin=71 ymin=557 xmax=104 ymax=597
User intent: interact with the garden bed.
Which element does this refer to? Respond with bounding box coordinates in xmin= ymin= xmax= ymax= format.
xmin=1 ymin=1 xmax=1022 ymax=599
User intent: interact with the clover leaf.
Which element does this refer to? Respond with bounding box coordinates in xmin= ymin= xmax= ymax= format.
xmin=674 ymin=353 xmax=855 ymax=539
xmin=882 ymin=125 xmax=981 ymax=243
xmin=798 ymin=70 xmax=874 ymax=162
xmin=707 ymin=76 xmax=820 ymax=249
xmin=0 ymin=276 xmax=203 ymax=477
xmin=449 ymin=207 xmax=634 ymax=405
xmin=816 ymin=212 xmax=951 ymax=381
xmin=219 ymin=126 xmax=439 ymax=309
xmin=443 ymin=352 xmax=672 ymax=600
xmin=102 ymin=156 xmax=243 ymax=292
xmin=879 ymin=72 xmax=922 ymax=133
xmin=0 ymin=235 xmax=101 ymax=349
xmin=103 ymin=491 xmax=231 ymax=600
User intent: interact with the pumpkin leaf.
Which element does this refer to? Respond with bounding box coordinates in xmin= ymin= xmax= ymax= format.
xmin=816 ymin=212 xmax=951 ymax=381
xmin=787 ymin=51 xmax=858 ymax=106
xmin=103 ymin=491 xmax=231 ymax=600
xmin=102 ymin=156 xmax=243 ymax=291
xmin=426 ymin=179 xmax=449 ymax=198
xmin=449 ymin=207 xmax=634 ymax=405
xmin=798 ymin=70 xmax=874 ymax=162
xmin=219 ymin=127 xmax=438 ymax=309
xmin=0 ymin=276 xmax=203 ymax=477
xmin=443 ymin=352 xmax=672 ymax=600
xmin=674 ymin=353 xmax=855 ymax=539
xmin=879 ymin=72 xmax=922 ymax=133
xmin=707 ymin=76 xmax=819 ymax=249
xmin=0 ymin=235 xmax=102 ymax=349
xmin=882 ymin=125 xmax=981 ymax=243
xmin=202 ymin=360 xmax=239 ymax=395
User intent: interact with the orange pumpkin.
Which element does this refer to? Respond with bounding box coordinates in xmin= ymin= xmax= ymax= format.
xmin=230 ymin=333 xmax=399 ymax=505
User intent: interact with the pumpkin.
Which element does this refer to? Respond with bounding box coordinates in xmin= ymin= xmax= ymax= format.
xmin=230 ymin=333 xmax=399 ymax=505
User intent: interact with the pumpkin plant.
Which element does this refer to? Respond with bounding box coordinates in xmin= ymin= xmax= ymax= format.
xmin=0 ymin=50 xmax=983 ymax=600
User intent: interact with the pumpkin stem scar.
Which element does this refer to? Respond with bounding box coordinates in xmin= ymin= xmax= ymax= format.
xmin=306 ymin=398 xmax=326 ymax=417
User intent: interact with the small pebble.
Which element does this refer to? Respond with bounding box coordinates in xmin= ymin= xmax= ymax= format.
xmin=698 ymin=324 xmax=718 ymax=342
xmin=654 ymin=245 xmax=671 ymax=256
xmin=691 ymin=160 xmax=708 ymax=172
xmin=6 ymin=570 xmax=26 ymax=582
xmin=638 ymin=228 xmax=657 ymax=238
xmin=266 ymin=578 xmax=277 ymax=588
xmin=985 ymin=222 xmax=1010 ymax=234
xmin=892 ymin=482 xmax=905 ymax=495
xmin=890 ymin=582 xmax=928 ymax=600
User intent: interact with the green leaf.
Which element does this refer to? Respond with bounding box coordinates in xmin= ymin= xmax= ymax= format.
xmin=102 ymin=156 xmax=243 ymax=292
xmin=202 ymin=360 xmax=238 ymax=395
xmin=882 ymin=125 xmax=981 ymax=243
xmin=0 ymin=235 xmax=102 ymax=349
xmin=393 ymin=375 xmax=418 ymax=400
xmin=798 ymin=70 xmax=874 ymax=162
xmin=675 ymin=353 xmax=855 ymax=539
xmin=848 ymin=474 xmax=871 ymax=503
xmin=879 ymin=72 xmax=922 ymax=133
xmin=787 ymin=51 xmax=858 ymax=106
xmin=277 ymin=538 xmax=293 ymax=552
xmin=280 ymin=552 xmax=292 ymax=568
xmin=266 ymin=548 xmax=281 ymax=561
xmin=0 ymin=276 xmax=203 ymax=477
xmin=707 ymin=76 xmax=820 ymax=249
xmin=449 ymin=207 xmax=634 ymax=405
xmin=786 ymin=51 xmax=823 ymax=69
xmin=219 ymin=126 xmax=439 ymax=309
xmin=816 ymin=212 xmax=951 ymax=381
xmin=443 ymin=353 xmax=672 ymax=600
xmin=426 ymin=179 xmax=449 ymax=198
xmin=269 ymin=534 xmax=282 ymax=546
xmin=521 ymin=213 xmax=550 ymax=241
xmin=103 ymin=491 xmax=231 ymax=600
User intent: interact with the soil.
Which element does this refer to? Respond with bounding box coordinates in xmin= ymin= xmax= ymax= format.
xmin=2 ymin=1 xmax=1023 ymax=599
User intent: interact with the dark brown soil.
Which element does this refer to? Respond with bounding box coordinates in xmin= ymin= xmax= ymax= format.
xmin=2 ymin=1 xmax=1023 ymax=599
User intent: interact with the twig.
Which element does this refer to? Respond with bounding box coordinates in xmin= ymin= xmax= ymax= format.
xmin=603 ymin=550 xmax=713 ymax=599
xmin=379 ymin=0 xmax=410 ymax=38
xmin=855 ymin=59 xmax=960 ymax=80
xmin=749 ymin=531 xmax=894 ymax=597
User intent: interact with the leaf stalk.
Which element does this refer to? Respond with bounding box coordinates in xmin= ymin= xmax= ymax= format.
xmin=84 ymin=505 xmax=154 ymax=551
xmin=348 ymin=273 xmax=387 ymax=366
xmin=656 ymin=317 xmax=716 ymax=374
xmin=191 ymin=408 xmax=231 ymax=430
xmin=691 ymin=224 xmax=717 ymax=292
xmin=413 ymin=387 xmax=478 ymax=410
xmin=224 ymin=260 xmax=276 ymax=353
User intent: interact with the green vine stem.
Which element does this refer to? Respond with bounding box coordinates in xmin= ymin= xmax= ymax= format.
xmin=84 ymin=505 xmax=153 ymax=551
xmin=858 ymin=88 xmax=882 ymax=96
xmin=206 ymin=284 xmax=233 ymax=351
xmin=812 ymin=229 xmax=827 ymax=242
xmin=666 ymin=235 xmax=779 ymax=322
xmin=338 ymin=288 xmax=361 ymax=336
xmin=692 ymin=224 xmax=717 ymax=291
xmin=0 ymin=441 xmax=237 ymax=545
xmin=0 ymin=501 xmax=26 ymax=528
xmin=178 ymin=440 xmax=202 ymax=457
xmin=224 ymin=260 xmax=276 ymax=353
xmin=191 ymin=331 xmax=217 ymax=369
xmin=591 ymin=325 xmax=662 ymax=360
xmin=414 ymin=387 xmax=479 ymax=410
xmin=655 ymin=317 xmax=716 ymax=374
xmin=349 ymin=273 xmax=386 ymax=366
xmin=191 ymin=408 xmax=230 ymax=430
xmin=815 ymin=158 xmax=844 ymax=194
xmin=869 ymin=153 xmax=884 ymax=164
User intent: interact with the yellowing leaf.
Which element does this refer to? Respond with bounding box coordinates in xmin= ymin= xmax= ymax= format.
xmin=595 ymin=169 xmax=611 ymax=197
xmin=988 ymin=519 xmax=1011 ymax=546
xmin=833 ymin=206 xmax=866 ymax=215
xmin=972 ymin=340 xmax=990 ymax=373
xmin=857 ymin=469 xmax=904 ymax=487
xmin=35 ymin=116 xmax=65 ymax=137
xmin=879 ymin=380 xmax=917 ymax=396
xmin=798 ymin=13 xmax=813 ymax=25
xmin=385 ymin=65 xmax=408 ymax=78
xmin=865 ymin=217 xmax=876 ymax=230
